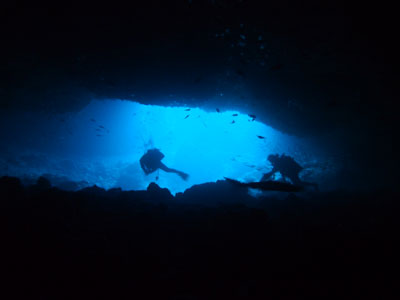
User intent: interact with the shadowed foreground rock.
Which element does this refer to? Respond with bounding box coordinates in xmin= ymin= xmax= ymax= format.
xmin=1 ymin=176 xmax=399 ymax=299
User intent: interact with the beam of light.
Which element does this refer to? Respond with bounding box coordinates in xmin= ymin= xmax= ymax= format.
xmin=0 ymin=99 xmax=326 ymax=195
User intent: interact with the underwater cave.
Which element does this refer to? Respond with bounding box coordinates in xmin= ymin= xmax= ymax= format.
xmin=0 ymin=99 xmax=332 ymax=195
xmin=1 ymin=1 xmax=398 ymax=298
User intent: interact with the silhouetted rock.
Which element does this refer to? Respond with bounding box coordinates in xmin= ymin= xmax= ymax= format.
xmin=147 ymin=182 xmax=173 ymax=201
xmin=41 ymin=173 xmax=89 ymax=191
xmin=177 ymin=180 xmax=253 ymax=205
xmin=1 ymin=175 xmax=399 ymax=299
xmin=35 ymin=176 xmax=52 ymax=190
xmin=108 ymin=187 xmax=123 ymax=194
xmin=78 ymin=185 xmax=107 ymax=196
xmin=0 ymin=176 xmax=23 ymax=199
xmin=0 ymin=176 xmax=22 ymax=190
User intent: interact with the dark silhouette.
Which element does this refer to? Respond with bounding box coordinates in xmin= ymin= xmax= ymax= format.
xmin=225 ymin=177 xmax=303 ymax=192
xmin=139 ymin=148 xmax=189 ymax=180
xmin=1 ymin=175 xmax=397 ymax=298
xmin=261 ymin=154 xmax=319 ymax=191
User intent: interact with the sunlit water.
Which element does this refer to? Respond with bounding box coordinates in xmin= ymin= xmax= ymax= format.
xmin=0 ymin=99 xmax=335 ymax=195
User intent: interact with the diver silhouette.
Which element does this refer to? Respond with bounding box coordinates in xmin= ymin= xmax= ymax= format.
xmin=261 ymin=154 xmax=318 ymax=191
xmin=140 ymin=148 xmax=189 ymax=180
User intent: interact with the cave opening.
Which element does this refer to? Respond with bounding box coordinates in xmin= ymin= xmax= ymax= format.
xmin=0 ymin=99 xmax=325 ymax=195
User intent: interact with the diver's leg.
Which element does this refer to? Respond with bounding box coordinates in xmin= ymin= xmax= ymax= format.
xmin=159 ymin=163 xmax=189 ymax=180
xmin=177 ymin=171 xmax=189 ymax=180
xmin=158 ymin=162 xmax=178 ymax=174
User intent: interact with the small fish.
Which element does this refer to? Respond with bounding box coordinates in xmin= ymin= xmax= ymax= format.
xmin=248 ymin=114 xmax=256 ymax=121
xmin=232 ymin=114 xmax=238 ymax=117
xmin=231 ymin=120 xmax=235 ymax=124
xmin=257 ymin=135 xmax=265 ymax=139
xmin=184 ymin=115 xmax=190 ymax=119
xmin=90 ymin=118 xmax=96 ymax=122
xmin=96 ymin=128 xmax=101 ymax=132
xmin=96 ymin=134 xmax=103 ymax=137
xmin=156 ymin=176 xmax=159 ymax=180
xmin=98 ymin=125 xmax=105 ymax=129
xmin=216 ymin=108 xmax=220 ymax=113
xmin=184 ymin=108 xmax=191 ymax=111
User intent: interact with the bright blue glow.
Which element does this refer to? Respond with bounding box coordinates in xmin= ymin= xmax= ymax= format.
xmin=0 ymin=99 xmax=329 ymax=195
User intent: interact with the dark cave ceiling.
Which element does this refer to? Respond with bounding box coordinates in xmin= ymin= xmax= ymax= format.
xmin=0 ymin=1 xmax=396 ymax=140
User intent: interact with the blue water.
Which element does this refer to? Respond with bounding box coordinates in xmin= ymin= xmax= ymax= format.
xmin=0 ymin=99 xmax=332 ymax=194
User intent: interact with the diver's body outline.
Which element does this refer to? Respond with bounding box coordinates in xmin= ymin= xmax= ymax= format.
xmin=140 ymin=148 xmax=189 ymax=180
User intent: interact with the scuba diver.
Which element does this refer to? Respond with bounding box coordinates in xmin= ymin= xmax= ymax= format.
xmin=261 ymin=154 xmax=319 ymax=191
xmin=139 ymin=148 xmax=189 ymax=180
